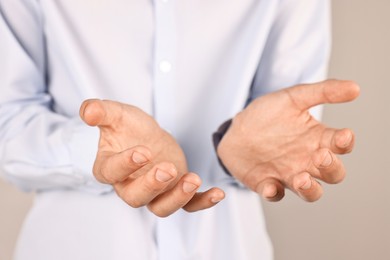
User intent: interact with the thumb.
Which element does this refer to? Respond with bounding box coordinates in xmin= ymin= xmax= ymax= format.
xmin=79 ymin=99 xmax=124 ymax=127
xmin=284 ymin=79 xmax=360 ymax=110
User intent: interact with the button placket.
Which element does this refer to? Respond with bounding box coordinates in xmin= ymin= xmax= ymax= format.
xmin=152 ymin=0 xmax=177 ymax=134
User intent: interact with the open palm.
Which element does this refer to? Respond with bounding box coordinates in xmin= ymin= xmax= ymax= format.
xmin=80 ymin=100 xmax=224 ymax=217
xmin=218 ymin=80 xmax=360 ymax=202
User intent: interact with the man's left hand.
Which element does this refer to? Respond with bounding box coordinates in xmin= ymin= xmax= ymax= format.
xmin=217 ymin=79 xmax=360 ymax=202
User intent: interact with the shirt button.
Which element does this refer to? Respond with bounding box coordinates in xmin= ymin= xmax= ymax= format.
xmin=159 ymin=60 xmax=172 ymax=73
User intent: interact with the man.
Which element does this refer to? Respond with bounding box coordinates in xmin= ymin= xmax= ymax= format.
xmin=0 ymin=0 xmax=359 ymax=259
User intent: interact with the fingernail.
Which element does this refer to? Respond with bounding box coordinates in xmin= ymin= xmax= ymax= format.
xmin=132 ymin=151 xmax=148 ymax=164
xmin=210 ymin=191 xmax=225 ymax=203
xmin=183 ymin=182 xmax=198 ymax=193
xmin=343 ymin=132 xmax=352 ymax=147
xmin=300 ymin=179 xmax=312 ymax=190
xmin=155 ymin=169 xmax=174 ymax=182
xmin=211 ymin=196 xmax=223 ymax=204
xmin=321 ymin=151 xmax=332 ymax=167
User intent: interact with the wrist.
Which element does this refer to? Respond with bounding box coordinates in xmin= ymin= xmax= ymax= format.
xmin=216 ymin=112 xmax=249 ymax=178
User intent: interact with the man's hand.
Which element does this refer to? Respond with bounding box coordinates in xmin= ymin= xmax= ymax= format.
xmin=80 ymin=100 xmax=224 ymax=217
xmin=217 ymin=80 xmax=360 ymax=202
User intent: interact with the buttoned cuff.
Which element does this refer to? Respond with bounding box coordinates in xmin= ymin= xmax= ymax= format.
xmin=212 ymin=119 xmax=233 ymax=176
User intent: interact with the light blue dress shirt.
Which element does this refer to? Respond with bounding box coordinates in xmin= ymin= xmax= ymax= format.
xmin=0 ymin=0 xmax=330 ymax=259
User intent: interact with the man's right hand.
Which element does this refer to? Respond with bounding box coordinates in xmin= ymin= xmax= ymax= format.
xmin=80 ymin=99 xmax=224 ymax=217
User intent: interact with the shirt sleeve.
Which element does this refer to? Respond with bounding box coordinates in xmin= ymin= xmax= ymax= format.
xmin=212 ymin=0 xmax=331 ymax=175
xmin=248 ymin=0 xmax=332 ymax=119
xmin=0 ymin=1 xmax=111 ymax=194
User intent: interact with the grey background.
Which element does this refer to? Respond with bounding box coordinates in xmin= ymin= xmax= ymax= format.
xmin=1 ymin=0 xmax=389 ymax=259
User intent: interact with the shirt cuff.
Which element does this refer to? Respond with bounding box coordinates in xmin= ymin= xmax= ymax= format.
xmin=68 ymin=118 xmax=113 ymax=194
xmin=212 ymin=119 xmax=233 ymax=176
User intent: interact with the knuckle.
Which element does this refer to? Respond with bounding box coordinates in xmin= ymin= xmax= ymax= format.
xmin=123 ymin=151 xmax=142 ymax=171
xmin=124 ymin=195 xmax=144 ymax=208
xmin=96 ymin=161 xmax=117 ymax=184
xmin=92 ymin=171 xmax=106 ymax=183
xmin=117 ymin=185 xmax=145 ymax=208
xmin=158 ymin=161 xmax=177 ymax=173
xmin=93 ymin=169 xmax=112 ymax=184
xmin=143 ymin=179 xmax=163 ymax=194
xmin=100 ymin=172 xmax=117 ymax=184
xmin=242 ymin=170 xmax=261 ymax=192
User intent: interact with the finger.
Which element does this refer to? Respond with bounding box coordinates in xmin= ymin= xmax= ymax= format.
xmin=285 ymin=79 xmax=360 ymax=110
xmin=79 ymin=99 xmax=125 ymax=127
xmin=93 ymin=146 xmax=152 ymax=184
xmin=241 ymin=164 xmax=274 ymax=191
xmin=292 ymin=172 xmax=323 ymax=202
xmin=241 ymin=165 xmax=286 ymax=201
xmin=146 ymin=173 xmax=203 ymax=217
xmin=183 ymin=187 xmax=226 ymax=212
xmin=257 ymin=178 xmax=285 ymax=202
xmin=320 ymin=128 xmax=355 ymax=154
xmin=311 ymin=148 xmax=346 ymax=184
xmin=114 ymin=162 xmax=178 ymax=208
